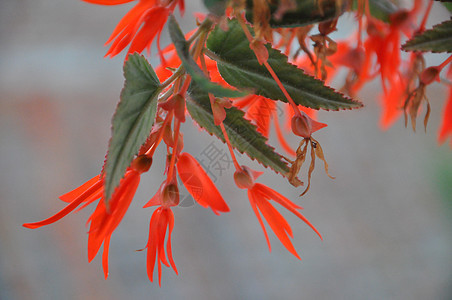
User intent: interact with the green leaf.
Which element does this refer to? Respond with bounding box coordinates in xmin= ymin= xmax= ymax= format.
xmin=186 ymin=82 xmax=289 ymax=175
xmin=441 ymin=2 xmax=452 ymax=13
xmin=203 ymin=0 xmax=229 ymax=16
xmin=402 ymin=19 xmax=452 ymax=53
xmin=167 ymin=15 xmax=245 ymax=98
xmin=245 ymin=0 xmax=347 ymax=28
xmin=206 ymin=19 xmax=362 ymax=110
xmin=104 ymin=54 xmax=161 ymax=203
xmin=352 ymin=0 xmax=397 ymax=23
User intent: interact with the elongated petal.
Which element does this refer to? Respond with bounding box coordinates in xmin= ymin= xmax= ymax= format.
xmin=254 ymin=183 xmax=322 ymax=239
xmin=23 ymin=181 xmax=103 ymax=229
xmin=254 ymin=183 xmax=302 ymax=209
xmin=255 ymin=191 xmax=293 ymax=237
xmin=59 ymin=175 xmax=101 ymax=202
xmin=166 ymin=209 xmax=178 ymax=274
xmin=157 ymin=211 xmax=170 ymax=268
xmin=102 ymin=234 xmax=111 ymax=279
xmin=248 ymin=189 xmax=271 ymax=252
xmin=75 ymin=190 xmax=103 ymax=213
xmin=146 ymin=208 xmax=161 ymax=282
xmin=176 ymin=0 xmax=185 ymax=15
xmin=127 ymin=8 xmax=169 ymax=55
xmin=177 ymin=152 xmax=229 ymax=214
xmin=255 ymin=194 xmax=300 ymax=259
xmin=145 ymin=207 xmax=177 ymax=286
xmin=105 ymin=3 xmax=148 ymax=44
xmin=88 ymin=172 xmax=139 ymax=261
xmin=439 ymin=79 xmax=452 ymax=147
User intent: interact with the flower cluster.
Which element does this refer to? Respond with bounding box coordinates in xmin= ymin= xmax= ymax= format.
xmin=24 ymin=0 xmax=452 ymax=285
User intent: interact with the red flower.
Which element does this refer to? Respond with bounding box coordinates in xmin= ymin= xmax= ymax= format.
xmin=82 ymin=0 xmax=185 ymax=58
xmin=146 ymin=207 xmax=177 ymax=286
xmin=176 ymin=152 xmax=229 ymax=215
xmin=87 ymin=169 xmax=141 ymax=278
xmin=234 ymin=166 xmax=322 ymax=259
xmin=23 ymin=155 xmax=153 ymax=279
xmin=142 ymin=152 xmax=228 ymax=284
xmin=143 ymin=181 xmax=179 ymax=285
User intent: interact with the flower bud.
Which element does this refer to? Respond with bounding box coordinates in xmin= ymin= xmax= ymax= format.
xmin=234 ymin=166 xmax=263 ymax=190
xmin=234 ymin=168 xmax=254 ymax=189
xmin=162 ymin=183 xmax=179 ymax=207
xmin=420 ymin=66 xmax=440 ymax=85
xmin=131 ymin=155 xmax=153 ymax=173
xmin=291 ymin=115 xmax=311 ymax=138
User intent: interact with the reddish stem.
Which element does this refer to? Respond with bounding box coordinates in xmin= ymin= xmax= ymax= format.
xmin=220 ymin=122 xmax=241 ymax=171
xmin=439 ymin=55 xmax=452 ymax=70
xmin=418 ymin=0 xmax=434 ymax=33
xmin=235 ymin=14 xmax=301 ymax=117
xmin=263 ymin=60 xmax=301 ymax=116
xmin=166 ymin=118 xmax=181 ymax=181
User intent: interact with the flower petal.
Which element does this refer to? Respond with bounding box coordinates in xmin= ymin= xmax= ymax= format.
xmin=254 ymin=183 xmax=322 ymax=240
xmin=23 ymin=181 xmax=103 ymax=229
xmin=88 ymin=172 xmax=139 ymax=262
xmin=127 ymin=8 xmax=169 ymax=56
xmin=166 ymin=209 xmax=178 ymax=274
xmin=255 ymin=193 xmax=300 ymax=259
xmin=146 ymin=207 xmax=161 ymax=282
xmin=177 ymin=152 xmax=229 ymax=214
xmin=102 ymin=234 xmax=111 ymax=280
xmin=248 ymin=189 xmax=271 ymax=252
xmin=59 ymin=175 xmax=101 ymax=202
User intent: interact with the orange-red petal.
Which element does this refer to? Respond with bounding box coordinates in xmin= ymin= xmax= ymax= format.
xmin=23 ymin=181 xmax=103 ymax=229
xmin=439 ymin=86 xmax=452 ymax=147
xmin=248 ymin=189 xmax=271 ymax=252
xmin=146 ymin=207 xmax=177 ymax=285
xmin=176 ymin=152 xmax=229 ymax=214
xmin=254 ymin=183 xmax=322 ymax=239
xmin=88 ymin=172 xmax=139 ymax=262
xmin=102 ymin=234 xmax=111 ymax=280
xmin=59 ymin=175 xmax=101 ymax=202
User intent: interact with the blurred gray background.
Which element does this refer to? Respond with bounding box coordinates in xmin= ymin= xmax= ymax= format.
xmin=1 ymin=0 xmax=451 ymax=299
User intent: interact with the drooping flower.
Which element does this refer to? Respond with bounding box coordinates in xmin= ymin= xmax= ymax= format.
xmin=143 ymin=181 xmax=179 ymax=285
xmin=142 ymin=151 xmax=229 ymax=284
xmin=23 ymin=155 xmax=153 ymax=279
xmin=234 ymin=166 xmax=322 ymax=259
xmin=82 ymin=0 xmax=185 ymax=58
